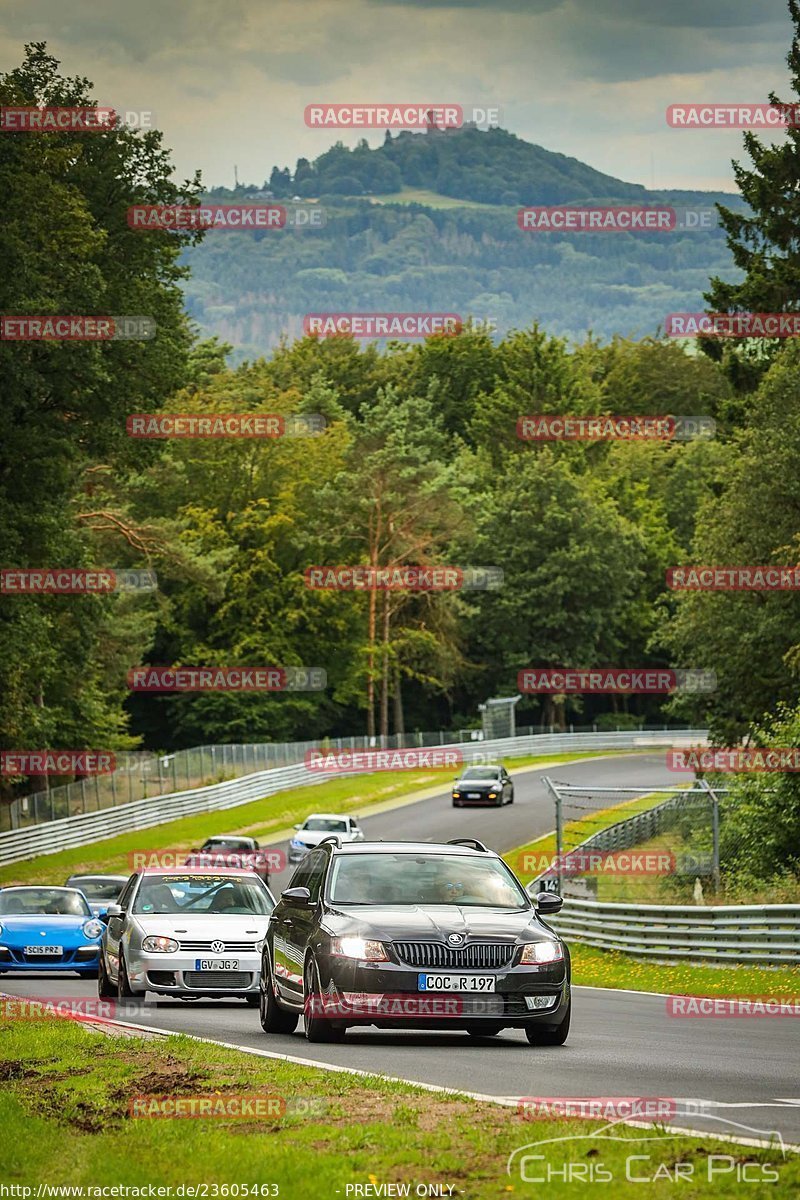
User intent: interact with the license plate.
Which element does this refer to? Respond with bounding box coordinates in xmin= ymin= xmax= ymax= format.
xmin=467 ymin=792 xmax=481 ymax=799
xmin=195 ymin=958 xmax=240 ymax=970
xmin=25 ymin=945 xmax=63 ymax=955
xmin=418 ymin=974 xmax=495 ymax=992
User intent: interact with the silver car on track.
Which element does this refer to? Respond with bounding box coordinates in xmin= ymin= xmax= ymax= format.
xmin=98 ymin=866 xmax=275 ymax=1004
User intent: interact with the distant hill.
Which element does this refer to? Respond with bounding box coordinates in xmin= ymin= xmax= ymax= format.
xmin=181 ymin=125 xmax=744 ymax=357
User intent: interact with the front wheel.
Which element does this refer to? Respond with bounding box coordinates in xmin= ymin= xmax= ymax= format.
xmin=98 ymin=951 xmax=115 ymax=998
xmin=117 ymin=954 xmax=144 ymax=1001
xmin=465 ymin=1023 xmax=502 ymax=1038
xmin=259 ymin=955 xmax=299 ymax=1034
xmin=525 ymin=1000 xmax=570 ymax=1046
xmin=303 ymin=959 xmax=345 ymax=1043
xmin=244 ymin=993 xmax=260 ymax=1007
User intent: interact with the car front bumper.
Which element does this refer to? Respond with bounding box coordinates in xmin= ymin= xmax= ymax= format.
xmin=0 ymin=944 xmax=101 ymax=972
xmin=127 ymin=952 xmax=262 ymax=996
xmin=313 ymin=954 xmax=570 ymax=1028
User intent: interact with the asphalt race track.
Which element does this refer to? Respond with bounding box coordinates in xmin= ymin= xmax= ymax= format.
xmin=4 ymin=753 xmax=799 ymax=1147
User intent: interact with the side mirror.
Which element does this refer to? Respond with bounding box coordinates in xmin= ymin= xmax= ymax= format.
xmin=535 ymin=892 xmax=563 ymax=915
xmin=282 ymin=886 xmax=311 ymax=906
xmin=105 ymin=904 xmax=124 ymax=920
xmin=293 ymin=824 xmax=301 ymax=830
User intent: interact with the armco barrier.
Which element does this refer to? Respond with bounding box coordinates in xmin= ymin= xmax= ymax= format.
xmin=534 ymin=896 xmax=800 ymax=965
xmin=0 ymin=729 xmax=705 ymax=868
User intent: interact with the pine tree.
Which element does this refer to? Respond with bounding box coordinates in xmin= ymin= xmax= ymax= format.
xmin=702 ymin=0 xmax=800 ymax=382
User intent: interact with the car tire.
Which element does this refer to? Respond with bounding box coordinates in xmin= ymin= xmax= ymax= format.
xmin=117 ymin=954 xmax=144 ymax=1001
xmin=98 ymin=952 xmax=115 ymax=998
xmin=303 ymin=959 xmax=345 ymax=1043
xmin=465 ymin=1023 xmax=502 ymax=1037
xmin=525 ymin=1000 xmax=570 ymax=1046
xmin=508 ymin=790 xmax=514 ymax=804
xmin=244 ymin=994 xmax=260 ymax=1006
xmin=259 ymin=954 xmax=299 ymax=1034
xmin=78 ymin=970 xmax=98 ymax=979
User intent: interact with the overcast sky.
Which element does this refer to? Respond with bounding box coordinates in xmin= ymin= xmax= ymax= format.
xmin=0 ymin=0 xmax=794 ymax=191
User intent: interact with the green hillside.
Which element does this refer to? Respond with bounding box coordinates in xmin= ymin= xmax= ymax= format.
xmin=181 ymin=125 xmax=743 ymax=356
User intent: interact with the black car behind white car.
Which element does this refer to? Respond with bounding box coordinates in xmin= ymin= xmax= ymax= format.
xmin=259 ymin=837 xmax=569 ymax=1045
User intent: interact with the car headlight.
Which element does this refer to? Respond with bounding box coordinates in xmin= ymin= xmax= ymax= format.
xmin=290 ymin=839 xmax=305 ymax=849
xmin=330 ymin=936 xmax=389 ymax=962
xmin=142 ymin=936 xmax=179 ymax=953
xmin=82 ymin=920 xmax=103 ymax=939
xmin=519 ymin=941 xmax=564 ymax=965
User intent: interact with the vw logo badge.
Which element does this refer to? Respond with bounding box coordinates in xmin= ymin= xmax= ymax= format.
xmin=211 ymin=940 xmax=225 ymax=954
xmin=447 ymin=933 xmax=464 ymax=946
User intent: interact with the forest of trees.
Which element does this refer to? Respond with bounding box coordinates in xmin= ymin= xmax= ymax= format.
xmin=2 ymin=14 xmax=800 ymax=893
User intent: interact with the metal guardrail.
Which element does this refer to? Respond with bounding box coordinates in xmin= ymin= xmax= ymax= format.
xmin=2 ymin=721 xmax=694 ymax=833
xmin=535 ymin=896 xmax=800 ymax=965
xmin=0 ymin=729 xmax=706 ymax=868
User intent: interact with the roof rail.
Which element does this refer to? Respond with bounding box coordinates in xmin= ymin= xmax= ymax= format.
xmin=317 ymin=835 xmax=342 ymax=849
xmin=446 ymin=838 xmax=489 ymax=852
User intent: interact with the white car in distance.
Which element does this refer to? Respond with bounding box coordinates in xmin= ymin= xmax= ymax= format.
xmin=288 ymin=813 xmax=364 ymax=864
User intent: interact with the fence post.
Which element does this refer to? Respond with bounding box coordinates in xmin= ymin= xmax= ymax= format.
xmin=543 ymin=776 xmax=562 ymax=894
xmin=700 ymin=778 xmax=722 ymax=892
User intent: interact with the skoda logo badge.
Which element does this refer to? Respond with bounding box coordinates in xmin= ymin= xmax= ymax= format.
xmin=211 ymin=940 xmax=225 ymax=954
xmin=447 ymin=933 xmax=464 ymax=946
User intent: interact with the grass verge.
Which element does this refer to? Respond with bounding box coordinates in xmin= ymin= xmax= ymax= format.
xmin=0 ymin=750 xmax=626 ymax=886
xmin=503 ymin=789 xmax=674 ymax=887
xmin=570 ymin=942 xmax=800 ymax=996
xmin=0 ymin=1015 xmax=796 ymax=1196
xmin=504 ymin=793 xmax=800 ymax=996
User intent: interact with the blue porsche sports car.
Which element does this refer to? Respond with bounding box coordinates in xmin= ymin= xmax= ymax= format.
xmin=0 ymin=886 xmax=103 ymax=976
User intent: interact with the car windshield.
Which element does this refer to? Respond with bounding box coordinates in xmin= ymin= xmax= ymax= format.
xmin=459 ymin=768 xmax=500 ymax=780
xmin=68 ymin=878 xmax=126 ymax=901
xmin=133 ymin=875 xmax=273 ymax=915
xmin=304 ymin=818 xmax=348 ymax=832
xmin=201 ymin=839 xmax=251 ymax=851
xmin=328 ymin=853 xmax=528 ymax=908
xmin=0 ymin=888 xmax=91 ymax=917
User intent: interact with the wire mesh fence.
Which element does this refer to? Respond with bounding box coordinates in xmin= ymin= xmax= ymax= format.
xmin=0 ymin=722 xmax=693 ymax=833
xmin=532 ymin=779 xmax=735 ymax=903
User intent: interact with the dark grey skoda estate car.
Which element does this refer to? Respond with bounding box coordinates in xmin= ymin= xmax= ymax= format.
xmin=259 ymin=838 xmax=570 ymax=1045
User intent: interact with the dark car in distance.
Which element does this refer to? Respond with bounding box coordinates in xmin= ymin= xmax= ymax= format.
xmin=259 ymin=837 xmax=569 ymax=1046
xmin=184 ymin=835 xmax=273 ymax=884
xmin=452 ymin=764 xmax=514 ymax=807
